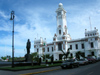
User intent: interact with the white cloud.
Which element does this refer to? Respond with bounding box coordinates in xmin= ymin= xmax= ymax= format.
xmin=0 ymin=11 xmax=9 ymax=19
xmin=0 ymin=20 xmax=12 ymax=31
xmin=0 ymin=7 xmax=55 ymax=57
xmin=0 ymin=46 xmax=12 ymax=57
xmin=1 ymin=1 xmax=100 ymax=57
xmin=66 ymin=5 xmax=100 ymax=39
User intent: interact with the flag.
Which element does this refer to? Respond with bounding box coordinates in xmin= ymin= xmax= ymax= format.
xmin=44 ymin=43 xmax=45 ymax=46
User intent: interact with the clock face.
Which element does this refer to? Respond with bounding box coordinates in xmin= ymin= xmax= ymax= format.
xmin=58 ymin=12 xmax=61 ymax=15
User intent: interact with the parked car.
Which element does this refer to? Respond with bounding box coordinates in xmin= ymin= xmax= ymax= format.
xmin=77 ymin=59 xmax=88 ymax=65
xmin=97 ymin=57 xmax=100 ymax=61
xmin=61 ymin=59 xmax=79 ymax=69
xmin=87 ymin=57 xmax=96 ymax=63
xmin=91 ymin=56 xmax=98 ymax=62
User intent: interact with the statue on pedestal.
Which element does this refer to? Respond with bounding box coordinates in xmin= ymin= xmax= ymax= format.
xmin=26 ymin=39 xmax=31 ymax=54
xmin=25 ymin=39 xmax=31 ymax=62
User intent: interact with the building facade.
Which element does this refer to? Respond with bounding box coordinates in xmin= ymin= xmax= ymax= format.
xmin=34 ymin=3 xmax=100 ymax=61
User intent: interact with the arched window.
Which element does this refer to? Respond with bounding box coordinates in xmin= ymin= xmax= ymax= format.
xmin=52 ymin=47 xmax=53 ymax=52
xmin=47 ymin=47 xmax=49 ymax=52
xmin=76 ymin=44 xmax=78 ymax=49
xmin=37 ymin=49 xmax=38 ymax=52
xmin=81 ymin=43 xmax=84 ymax=49
xmin=43 ymin=48 xmax=45 ymax=52
xmin=59 ymin=30 xmax=61 ymax=35
xmin=90 ymin=42 xmax=94 ymax=48
xmin=58 ymin=43 xmax=62 ymax=50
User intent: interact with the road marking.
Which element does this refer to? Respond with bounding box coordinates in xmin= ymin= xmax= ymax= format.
xmin=67 ymin=73 xmax=75 ymax=75
xmin=19 ymin=68 xmax=61 ymax=75
xmin=87 ymin=72 xmax=93 ymax=75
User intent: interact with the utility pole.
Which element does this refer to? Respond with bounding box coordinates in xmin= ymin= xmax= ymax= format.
xmin=10 ymin=11 xmax=15 ymax=68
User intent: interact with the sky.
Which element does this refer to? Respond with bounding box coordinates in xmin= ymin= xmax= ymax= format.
xmin=0 ymin=0 xmax=100 ymax=57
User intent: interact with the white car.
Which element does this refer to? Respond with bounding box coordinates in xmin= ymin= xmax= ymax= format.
xmin=77 ymin=59 xmax=88 ymax=65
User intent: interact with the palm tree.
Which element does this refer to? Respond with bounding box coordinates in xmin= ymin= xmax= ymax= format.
xmin=76 ymin=51 xmax=85 ymax=59
xmin=31 ymin=52 xmax=38 ymax=66
xmin=61 ymin=48 xmax=70 ymax=60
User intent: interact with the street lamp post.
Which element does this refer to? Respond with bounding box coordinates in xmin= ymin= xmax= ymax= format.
xmin=10 ymin=11 xmax=15 ymax=68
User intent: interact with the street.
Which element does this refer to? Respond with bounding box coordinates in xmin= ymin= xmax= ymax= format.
xmin=0 ymin=62 xmax=100 ymax=75
xmin=32 ymin=62 xmax=100 ymax=75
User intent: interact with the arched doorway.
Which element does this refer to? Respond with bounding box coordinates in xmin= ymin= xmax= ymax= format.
xmin=59 ymin=54 xmax=63 ymax=60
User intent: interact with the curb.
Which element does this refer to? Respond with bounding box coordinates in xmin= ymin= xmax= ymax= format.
xmin=19 ymin=68 xmax=61 ymax=75
xmin=0 ymin=65 xmax=61 ymax=71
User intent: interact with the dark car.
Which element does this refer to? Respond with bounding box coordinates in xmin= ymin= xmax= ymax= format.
xmin=61 ymin=59 xmax=79 ymax=69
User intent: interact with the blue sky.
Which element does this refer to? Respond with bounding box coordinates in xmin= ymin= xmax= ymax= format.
xmin=0 ymin=0 xmax=100 ymax=57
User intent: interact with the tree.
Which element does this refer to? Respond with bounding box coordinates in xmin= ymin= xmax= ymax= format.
xmin=76 ymin=52 xmax=80 ymax=59
xmin=45 ymin=54 xmax=50 ymax=59
xmin=39 ymin=58 xmax=41 ymax=65
xmin=51 ymin=55 xmax=53 ymax=64
xmin=31 ymin=52 xmax=39 ymax=66
xmin=75 ymin=51 xmax=85 ymax=59
xmin=61 ymin=48 xmax=70 ymax=60
xmin=1 ymin=56 xmax=7 ymax=60
xmin=41 ymin=54 xmax=45 ymax=61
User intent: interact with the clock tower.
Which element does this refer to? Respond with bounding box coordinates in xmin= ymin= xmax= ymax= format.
xmin=56 ymin=3 xmax=68 ymax=36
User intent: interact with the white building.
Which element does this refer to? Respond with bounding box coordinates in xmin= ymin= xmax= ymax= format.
xmin=34 ymin=3 xmax=100 ymax=61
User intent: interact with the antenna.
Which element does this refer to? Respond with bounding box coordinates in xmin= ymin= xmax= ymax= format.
xmin=89 ymin=16 xmax=92 ymax=30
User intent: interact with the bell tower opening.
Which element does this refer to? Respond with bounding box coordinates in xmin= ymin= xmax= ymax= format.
xmin=59 ymin=30 xmax=61 ymax=35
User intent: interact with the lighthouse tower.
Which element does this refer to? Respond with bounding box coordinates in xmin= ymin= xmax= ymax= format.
xmin=53 ymin=3 xmax=71 ymax=42
xmin=53 ymin=3 xmax=71 ymax=61
xmin=56 ymin=3 xmax=67 ymax=35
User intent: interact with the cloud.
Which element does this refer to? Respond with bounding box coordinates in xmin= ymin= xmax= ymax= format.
xmin=0 ymin=21 xmax=12 ymax=31
xmin=0 ymin=46 xmax=12 ymax=57
xmin=65 ymin=3 xmax=100 ymax=39
xmin=1 ymin=0 xmax=100 ymax=57
xmin=0 ymin=10 xmax=9 ymax=19
xmin=0 ymin=6 xmax=55 ymax=57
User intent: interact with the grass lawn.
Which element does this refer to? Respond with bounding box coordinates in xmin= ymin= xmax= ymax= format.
xmin=0 ymin=63 xmax=61 ymax=71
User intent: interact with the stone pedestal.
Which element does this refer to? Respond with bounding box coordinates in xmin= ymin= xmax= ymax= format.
xmin=25 ymin=54 xmax=32 ymax=62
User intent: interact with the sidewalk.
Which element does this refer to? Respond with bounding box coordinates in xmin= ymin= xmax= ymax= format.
xmin=0 ymin=66 xmax=61 ymax=75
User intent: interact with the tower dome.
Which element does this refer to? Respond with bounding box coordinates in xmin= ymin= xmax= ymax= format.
xmin=59 ymin=3 xmax=63 ymax=8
